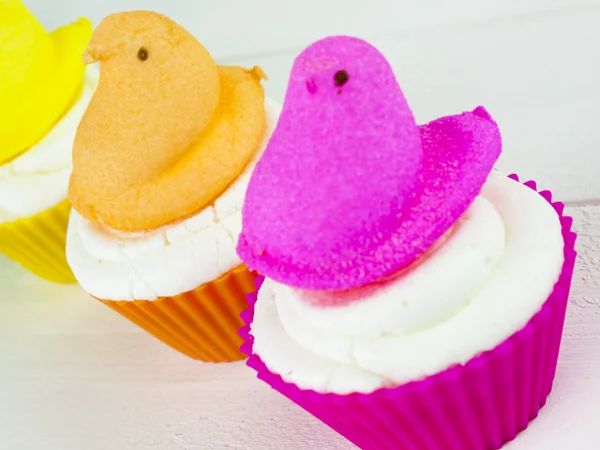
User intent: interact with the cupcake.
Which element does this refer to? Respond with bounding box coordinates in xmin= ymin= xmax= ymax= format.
xmin=0 ymin=0 xmax=95 ymax=283
xmin=237 ymin=36 xmax=577 ymax=449
xmin=66 ymin=11 xmax=280 ymax=363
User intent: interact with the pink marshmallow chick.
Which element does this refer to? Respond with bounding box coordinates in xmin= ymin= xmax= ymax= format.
xmin=237 ymin=36 xmax=501 ymax=291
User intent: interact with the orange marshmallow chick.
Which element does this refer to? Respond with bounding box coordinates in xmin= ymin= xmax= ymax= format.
xmin=69 ymin=11 xmax=266 ymax=232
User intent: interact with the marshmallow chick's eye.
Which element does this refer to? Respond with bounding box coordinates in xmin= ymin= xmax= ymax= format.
xmin=137 ymin=47 xmax=149 ymax=61
xmin=334 ymin=70 xmax=349 ymax=87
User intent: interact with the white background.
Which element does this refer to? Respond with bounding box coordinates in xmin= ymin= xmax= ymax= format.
xmin=1 ymin=0 xmax=600 ymax=449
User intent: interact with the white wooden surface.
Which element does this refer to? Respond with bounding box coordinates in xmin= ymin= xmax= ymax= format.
xmin=1 ymin=1 xmax=599 ymax=449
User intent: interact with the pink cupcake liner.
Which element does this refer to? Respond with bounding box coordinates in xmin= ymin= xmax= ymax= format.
xmin=239 ymin=175 xmax=577 ymax=450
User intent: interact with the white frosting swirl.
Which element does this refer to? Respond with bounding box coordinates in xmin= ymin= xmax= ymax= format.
xmin=0 ymin=68 xmax=98 ymax=223
xmin=66 ymin=99 xmax=281 ymax=301
xmin=251 ymin=172 xmax=565 ymax=394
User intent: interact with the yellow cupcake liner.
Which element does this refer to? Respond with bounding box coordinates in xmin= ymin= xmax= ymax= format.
xmin=96 ymin=265 xmax=258 ymax=363
xmin=0 ymin=199 xmax=76 ymax=283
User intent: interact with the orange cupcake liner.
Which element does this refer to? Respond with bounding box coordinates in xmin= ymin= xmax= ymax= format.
xmin=0 ymin=199 xmax=76 ymax=284
xmin=96 ymin=264 xmax=258 ymax=363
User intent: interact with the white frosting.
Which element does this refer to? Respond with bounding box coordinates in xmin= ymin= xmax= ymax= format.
xmin=66 ymin=98 xmax=281 ymax=301
xmin=251 ymin=172 xmax=565 ymax=394
xmin=0 ymin=67 xmax=99 ymax=223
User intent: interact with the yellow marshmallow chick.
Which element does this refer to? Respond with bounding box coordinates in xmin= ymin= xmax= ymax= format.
xmin=0 ymin=0 xmax=94 ymax=283
xmin=0 ymin=0 xmax=92 ymax=163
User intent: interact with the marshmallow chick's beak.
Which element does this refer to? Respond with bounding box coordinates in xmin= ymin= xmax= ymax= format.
xmin=81 ymin=47 xmax=97 ymax=64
